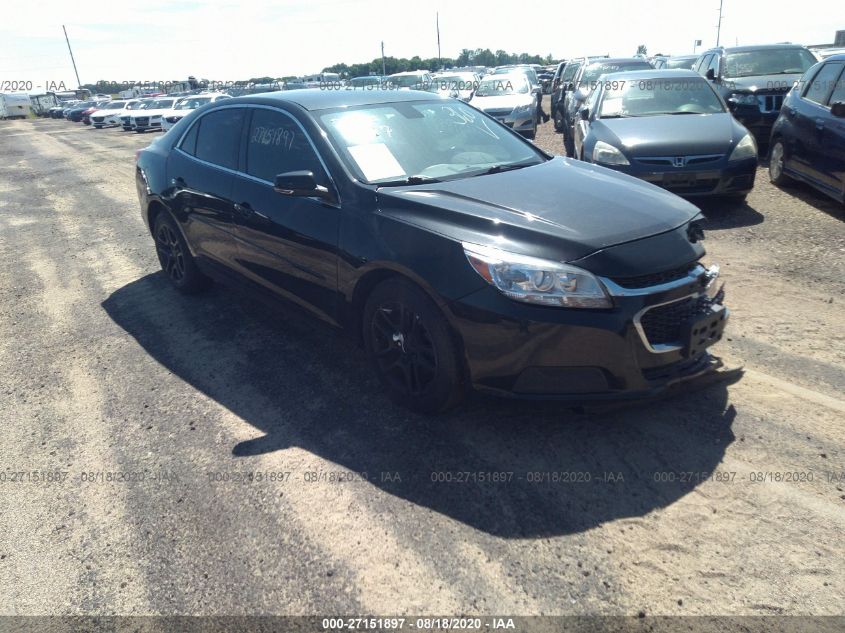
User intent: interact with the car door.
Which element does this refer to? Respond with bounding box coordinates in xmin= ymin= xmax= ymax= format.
xmin=166 ymin=107 xmax=245 ymax=270
xmin=230 ymin=106 xmax=341 ymax=324
xmin=790 ymin=61 xmax=844 ymax=184
xmin=818 ymin=65 xmax=845 ymax=196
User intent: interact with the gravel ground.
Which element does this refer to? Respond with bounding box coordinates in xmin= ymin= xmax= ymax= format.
xmin=1 ymin=113 xmax=844 ymax=620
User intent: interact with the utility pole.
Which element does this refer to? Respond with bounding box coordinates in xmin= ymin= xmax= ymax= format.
xmin=436 ymin=12 xmax=441 ymax=69
xmin=62 ymin=25 xmax=82 ymax=89
xmin=381 ymin=41 xmax=386 ymax=77
xmin=716 ymin=0 xmax=724 ymax=47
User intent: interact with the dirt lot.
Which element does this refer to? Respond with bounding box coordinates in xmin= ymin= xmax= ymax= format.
xmin=1 ymin=107 xmax=844 ymax=620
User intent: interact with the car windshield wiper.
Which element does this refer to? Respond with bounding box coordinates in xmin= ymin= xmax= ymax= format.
xmin=479 ymin=160 xmax=541 ymax=176
xmin=376 ymin=175 xmax=442 ymax=186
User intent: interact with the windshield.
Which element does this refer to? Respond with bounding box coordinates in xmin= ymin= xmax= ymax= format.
xmin=666 ymin=57 xmax=697 ymax=70
xmin=126 ymin=101 xmax=144 ymax=110
xmin=351 ymin=77 xmax=381 ymax=87
xmin=318 ymin=100 xmax=544 ymax=184
xmin=474 ymin=77 xmax=529 ymax=96
xmin=390 ymin=74 xmax=427 ymax=88
xmin=724 ymin=48 xmax=817 ymax=77
xmin=150 ymin=99 xmax=175 ymax=109
xmin=430 ymin=75 xmax=476 ymax=91
xmin=599 ymin=77 xmax=725 ymax=117
xmin=105 ymin=101 xmax=125 ymax=109
xmin=175 ymin=97 xmax=211 ymax=110
xmin=581 ymin=61 xmax=653 ymax=85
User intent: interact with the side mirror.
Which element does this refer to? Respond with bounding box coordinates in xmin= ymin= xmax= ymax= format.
xmin=831 ymin=102 xmax=845 ymax=118
xmin=579 ymin=107 xmax=590 ymax=121
xmin=726 ymin=99 xmax=737 ymax=112
xmin=274 ymin=171 xmax=333 ymax=202
xmin=705 ymin=68 xmax=716 ymax=81
xmin=574 ymin=87 xmax=590 ymax=103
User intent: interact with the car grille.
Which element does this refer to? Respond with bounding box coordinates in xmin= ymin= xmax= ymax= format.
xmin=135 ymin=117 xmax=149 ymax=126
xmin=611 ymin=264 xmax=700 ymax=289
xmin=635 ymin=154 xmax=723 ymax=167
xmin=484 ymin=108 xmax=514 ymax=117
xmin=121 ymin=116 xmax=131 ymax=124
xmin=757 ymin=94 xmax=785 ymax=113
xmin=640 ymin=290 xmax=724 ymax=347
xmin=92 ymin=116 xmax=104 ymax=123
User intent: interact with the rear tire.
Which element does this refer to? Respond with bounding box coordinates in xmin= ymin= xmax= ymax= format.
xmin=153 ymin=212 xmax=211 ymax=294
xmin=769 ymin=140 xmax=791 ymax=186
xmin=363 ymin=278 xmax=464 ymax=414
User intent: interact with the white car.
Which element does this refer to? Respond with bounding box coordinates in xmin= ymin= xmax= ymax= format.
xmin=129 ymin=97 xmax=179 ymax=132
xmin=429 ymin=72 xmax=479 ymax=101
xmin=160 ymin=93 xmax=231 ymax=131
xmin=89 ymin=100 xmax=132 ymax=128
xmin=120 ymin=99 xmax=156 ymax=130
xmin=469 ymin=73 xmax=538 ymax=139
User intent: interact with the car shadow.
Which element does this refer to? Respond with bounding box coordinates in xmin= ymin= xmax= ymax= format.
xmin=103 ymin=273 xmax=742 ymax=538
xmin=694 ymin=197 xmax=765 ymax=230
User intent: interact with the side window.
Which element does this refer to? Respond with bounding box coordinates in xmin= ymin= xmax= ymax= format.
xmin=693 ymin=54 xmax=709 ymax=75
xmin=803 ymin=62 xmax=844 ymax=105
xmin=195 ymin=108 xmax=245 ymax=170
xmin=707 ymin=54 xmax=721 ymax=77
xmin=827 ymin=67 xmax=845 ymax=105
xmin=179 ymin=120 xmax=199 ymax=155
xmin=245 ymin=108 xmax=325 ymax=183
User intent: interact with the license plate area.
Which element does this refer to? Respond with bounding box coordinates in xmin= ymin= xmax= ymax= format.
xmin=682 ymin=304 xmax=728 ymax=358
xmin=664 ymin=172 xmax=697 ymax=187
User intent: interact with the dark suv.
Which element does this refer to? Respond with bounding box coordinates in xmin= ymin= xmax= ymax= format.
xmin=769 ymin=54 xmax=845 ymax=204
xmin=693 ymin=44 xmax=818 ymax=146
xmin=561 ymin=57 xmax=654 ymax=155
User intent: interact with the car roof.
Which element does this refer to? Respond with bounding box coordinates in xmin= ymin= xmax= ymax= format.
xmin=584 ymin=57 xmax=651 ymax=65
xmin=820 ymin=53 xmax=845 ymax=62
xmin=709 ymin=44 xmax=811 ymax=53
xmin=670 ymin=54 xmax=699 ymax=59
xmin=597 ymin=69 xmax=703 ymax=80
xmin=230 ymin=88 xmax=444 ymax=111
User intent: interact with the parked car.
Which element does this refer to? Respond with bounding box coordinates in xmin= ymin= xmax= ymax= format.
xmin=161 ymin=93 xmax=231 ymax=131
xmin=469 ymin=73 xmax=538 ymax=138
xmin=89 ymin=100 xmax=129 ymax=128
xmin=81 ymin=100 xmax=112 ymax=125
xmin=135 ymin=88 xmax=728 ymax=413
xmin=428 ymin=72 xmax=479 ymax=101
xmin=66 ymin=101 xmax=98 ymax=122
xmin=130 ymin=97 xmax=179 ymax=132
xmin=693 ymin=44 xmax=818 ymax=146
xmin=121 ymin=99 xmax=154 ymax=130
xmin=349 ymin=76 xmax=385 ymax=89
xmin=654 ymin=55 xmax=699 ymax=70
xmin=572 ymin=70 xmax=758 ymax=201
xmin=387 ymin=71 xmax=433 ymax=90
xmin=769 ymin=54 xmax=845 ymax=204
xmin=0 ymin=93 xmax=32 ymax=119
xmin=561 ymin=57 xmax=654 ymax=155
xmin=552 ymin=58 xmax=591 ymax=131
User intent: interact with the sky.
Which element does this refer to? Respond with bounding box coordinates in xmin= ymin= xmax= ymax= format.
xmin=0 ymin=0 xmax=841 ymax=91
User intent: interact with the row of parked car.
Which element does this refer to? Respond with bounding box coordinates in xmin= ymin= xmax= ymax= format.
xmin=547 ymin=44 xmax=845 ymax=204
xmin=47 ymin=92 xmax=231 ymax=132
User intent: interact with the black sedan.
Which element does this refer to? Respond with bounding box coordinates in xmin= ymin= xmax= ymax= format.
xmin=572 ymin=70 xmax=758 ymax=201
xmin=135 ymin=89 xmax=728 ymax=412
xmin=769 ymin=54 xmax=845 ymax=204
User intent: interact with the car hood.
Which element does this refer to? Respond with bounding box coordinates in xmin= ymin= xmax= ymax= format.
xmin=376 ymin=157 xmax=701 ymax=265
xmin=470 ymin=94 xmax=533 ymax=110
xmin=723 ymin=73 xmax=803 ymax=92
xmin=594 ymin=113 xmax=743 ymax=156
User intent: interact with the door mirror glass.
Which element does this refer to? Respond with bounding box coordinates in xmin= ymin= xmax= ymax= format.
xmin=579 ymin=107 xmax=590 ymax=121
xmin=705 ymin=68 xmax=716 ymax=81
xmin=831 ymin=102 xmax=845 ymax=118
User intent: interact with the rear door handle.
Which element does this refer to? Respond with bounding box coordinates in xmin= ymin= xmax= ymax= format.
xmin=234 ymin=202 xmax=254 ymax=217
xmin=815 ymin=118 xmax=825 ymax=131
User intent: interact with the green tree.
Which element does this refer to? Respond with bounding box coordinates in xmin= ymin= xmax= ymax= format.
xmin=636 ymin=44 xmax=648 ymax=56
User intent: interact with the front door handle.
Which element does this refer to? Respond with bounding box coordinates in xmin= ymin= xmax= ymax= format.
xmin=171 ymin=176 xmax=186 ymax=187
xmin=815 ymin=118 xmax=825 ymax=131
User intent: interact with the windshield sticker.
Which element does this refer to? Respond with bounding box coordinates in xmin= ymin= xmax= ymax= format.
xmin=348 ymin=143 xmax=405 ymax=181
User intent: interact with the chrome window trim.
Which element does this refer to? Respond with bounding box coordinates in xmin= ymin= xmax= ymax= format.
xmin=174 ymin=103 xmax=341 ymax=205
xmin=599 ymin=264 xmax=706 ymax=297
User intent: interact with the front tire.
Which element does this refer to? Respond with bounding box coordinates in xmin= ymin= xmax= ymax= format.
xmin=153 ymin=212 xmax=211 ymax=294
xmin=769 ymin=140 xmax=791 ymax=186
xmin=363 ymin=278 xmax=464 ymax=414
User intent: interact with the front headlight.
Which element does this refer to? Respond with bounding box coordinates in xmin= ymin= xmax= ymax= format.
xmin=513 ymin=103 xmax=533 ymax=115
xmin=463 ymin=243 xmax=612 ymax=308
xmin=729 ymin=133 xmax=757 ymax=161
xmin=730 ymin=93 xmax=757 ymax=106
xmin=592 ymin=140 xmax=630 ymax=166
